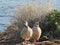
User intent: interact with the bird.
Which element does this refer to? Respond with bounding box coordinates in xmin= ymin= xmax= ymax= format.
xmin=20 ymin=20 xmax=33 ymax=43
xmin=32 ymin=22 xmax=42 ymax=43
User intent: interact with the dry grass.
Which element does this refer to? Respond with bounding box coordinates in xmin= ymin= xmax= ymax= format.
xmin=16 ymin=3 xmax=54 ymax=22
xmin=14 ymin=3 xmax=54 ymax=30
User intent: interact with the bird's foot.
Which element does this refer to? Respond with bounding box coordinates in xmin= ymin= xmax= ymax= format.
xmin=34 ymin=40 xmax=36 ymax=44
xmin=22 ymin=41 xmax=30 ymax=44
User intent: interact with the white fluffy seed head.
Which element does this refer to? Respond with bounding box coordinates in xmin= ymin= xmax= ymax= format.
xmin=14 ymin=2 xmax=55 ymax=30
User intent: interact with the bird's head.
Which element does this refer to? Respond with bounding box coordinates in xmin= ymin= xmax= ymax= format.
xmin=34 ymin=22 xmax=39 ymax=27
xmin=23 ymin=20 xmax=28 ymax=27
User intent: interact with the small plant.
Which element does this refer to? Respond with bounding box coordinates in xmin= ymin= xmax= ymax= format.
xmin=15 ymin=3 xmax=54 ymax=30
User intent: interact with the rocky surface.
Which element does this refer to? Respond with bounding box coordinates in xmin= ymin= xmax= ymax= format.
xmin=16 ymin=41 xmax=60 ymax=45
xmin=0 ymin=31 xmax=23 ymax=43
xmin=0 ymin=31 xmax=60 ymax=45
xmin=0 ymin=32 xmax=60 ymax=45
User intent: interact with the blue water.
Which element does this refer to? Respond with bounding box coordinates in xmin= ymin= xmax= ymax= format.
xmin=0 ymin=0 xmax=60 ymax=32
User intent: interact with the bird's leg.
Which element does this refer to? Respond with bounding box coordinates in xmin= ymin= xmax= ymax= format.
xmin=34 ymin=40 xmax=36 ymax=43
xmin=25 ymin=40 xmax=27 ymax=42
xmin=22 ymin=40 xmax=27 ymax=44
xmin=24 ymin=40 xmax=27 ymax=43
xmin=25 ymin=40 xmax=30 ymax=44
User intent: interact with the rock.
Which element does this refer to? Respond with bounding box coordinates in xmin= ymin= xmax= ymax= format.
xmin=0 ymin=30 xmax=23 ymax=43
xmin=42 ymin=41 xmax=59 ymax=45
xmin=52 ymin=40 xmax=60 ymax=44
xmin=39 ymin=36 xmax=49 ymax=41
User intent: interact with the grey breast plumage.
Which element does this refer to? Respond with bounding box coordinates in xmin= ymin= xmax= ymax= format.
xmin=21 ymin=21 xmax=33 ymax=40
xmin=32 ymin=22 xmax=42 ymax=40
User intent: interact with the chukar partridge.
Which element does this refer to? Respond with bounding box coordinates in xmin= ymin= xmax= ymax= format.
xmin=32 ymin=22 xmax=42 ymax=42
xmin=21 ymin=20 xmax=33 ymax=42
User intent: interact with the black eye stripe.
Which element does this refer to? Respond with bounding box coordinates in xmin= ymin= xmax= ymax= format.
xmin=24 ymin=25 xmax=28 ymax=28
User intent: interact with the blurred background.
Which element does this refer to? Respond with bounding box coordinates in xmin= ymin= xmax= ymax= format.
xmin=0 ymin=0 xmax=60 ymax=36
